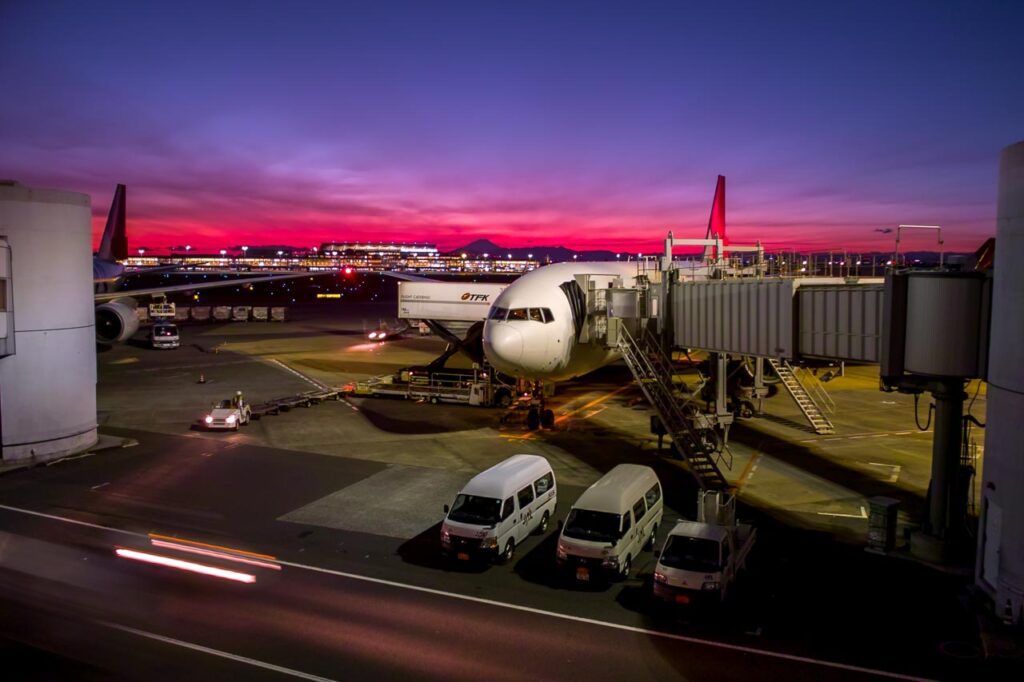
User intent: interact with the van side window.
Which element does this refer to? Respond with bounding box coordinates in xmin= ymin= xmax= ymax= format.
xmin=621 ymin=512 xmax=632 ymax=535
xmin=633 ymin=499 xmax=647 ymax=523
xmin=533 ymin=472 xmax=554 ymax=495
xmin=645 ymin=483 xmax=661 ymax=508
xmin=501 ymin=497 xmax=515 ymax=520
xmin=720 ymin=540 xmax=730 ymax=568
xmin=517 ymin=485 xmax=534 ymax=508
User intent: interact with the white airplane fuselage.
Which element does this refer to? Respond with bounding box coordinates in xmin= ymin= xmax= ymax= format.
xmin=482 ymin=261 xmax=649 ymax=382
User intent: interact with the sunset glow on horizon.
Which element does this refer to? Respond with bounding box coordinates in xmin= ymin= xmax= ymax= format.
xmin=3 ymin=1 xmax=1022 ymax=256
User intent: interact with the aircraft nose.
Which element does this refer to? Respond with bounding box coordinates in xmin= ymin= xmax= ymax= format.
xmin=483 ymin=323 xmax=524 ymax=373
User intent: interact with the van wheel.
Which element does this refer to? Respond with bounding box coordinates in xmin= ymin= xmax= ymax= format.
xmin=429 ymin=396 xmax=439 ymax=404
xmin=526 ymin=408 xmax=540 ymax=430
xmin=495 ymin=389 xmax=512 ymax=408
xmin=501 ymin=539 xmax=515 ymax=564
xmin=620 ymin=555 xmax=631 ymax=579
xmin=536 ymin=511 xmax=550 ymax=535
xmin=541 ymin=409 xmax=555 ymax=428
xmin=647 ymin=524 xmax=658 ymax=551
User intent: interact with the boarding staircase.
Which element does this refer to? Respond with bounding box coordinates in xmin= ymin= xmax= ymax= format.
xmin=766 ymin=358 xmax=835 ymax=434
xmin=617 ymin=325 xmax=730 ymax=490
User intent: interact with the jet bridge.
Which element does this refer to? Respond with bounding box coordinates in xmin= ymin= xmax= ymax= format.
xmin=669 ymin=277 xmax=885 ymax=363
xmin=582 ymin=273 xmax=885 ymax=489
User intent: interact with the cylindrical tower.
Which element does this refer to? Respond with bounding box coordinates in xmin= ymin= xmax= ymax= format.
xmin=0 ymin=182 xmax=97 ymax=465
xmin=977 ymin=141 xmax=1024 ymax=623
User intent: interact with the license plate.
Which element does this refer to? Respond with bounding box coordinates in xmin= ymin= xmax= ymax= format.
xmin=457 ymin=552 xmax=470 ymax=561
xmin=575 ymin=567 xmax=590 ymax=581
xmin=675 ymin=594 xmax=690 ymax=604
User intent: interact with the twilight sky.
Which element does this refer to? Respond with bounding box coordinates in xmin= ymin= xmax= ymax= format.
xmin=2 ymin=0 xmax=1022 ymax=254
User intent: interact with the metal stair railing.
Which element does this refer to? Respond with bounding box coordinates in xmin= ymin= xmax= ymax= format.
xmin=617 ymin=325 xmax=730 ymax=489
xmin=794 ymin=366 xmax=836 ymax=414
xmin=767 ymin=358 xmax=835 ymax=434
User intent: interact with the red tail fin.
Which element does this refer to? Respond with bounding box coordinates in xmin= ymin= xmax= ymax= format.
xmin=98 ymin=184 xmax=128 ymax=261
xmin=707 ymin=175 xmax=726 ymax=242
xmin=704 ymin=175 xmax=726 ymax=260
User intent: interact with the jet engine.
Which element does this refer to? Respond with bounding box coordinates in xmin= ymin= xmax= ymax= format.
xmin=95 ymin=299 xmax=140 ymax=343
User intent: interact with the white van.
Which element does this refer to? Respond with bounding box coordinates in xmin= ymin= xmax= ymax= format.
xmin=556 ymin=464 xmax=663 ymax=581
xmin=150 ymin=322 xmax=180 ymax=349
xmin=441 ymin=454 xmax=557 ymax=564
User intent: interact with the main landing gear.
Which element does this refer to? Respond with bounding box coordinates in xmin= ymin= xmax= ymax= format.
xmin=526 ymin=404 xmax=555 ymax=430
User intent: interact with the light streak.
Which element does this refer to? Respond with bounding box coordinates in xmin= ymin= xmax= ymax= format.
xmin=114 ymin=548 xmax=256 ymax=583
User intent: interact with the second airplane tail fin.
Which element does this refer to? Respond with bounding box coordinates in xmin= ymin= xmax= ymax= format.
xmin=97 ymin=184 xmax=127 ymax=262
xmin=703 ymin=175 xmax=726 ymax=260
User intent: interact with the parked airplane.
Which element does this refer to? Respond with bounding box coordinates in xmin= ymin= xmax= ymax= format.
xmin=482 ymin=176 xmax=728 ymax=381
xmin=92 ymin=185 xmax=306 ymax=343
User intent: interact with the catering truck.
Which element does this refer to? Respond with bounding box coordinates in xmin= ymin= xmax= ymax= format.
xmin=653 ymin=490 xmax=755 ymax=605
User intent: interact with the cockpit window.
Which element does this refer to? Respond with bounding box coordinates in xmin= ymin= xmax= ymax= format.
xmin=541 ymin=308 xmax=553 ymax=323
xmin=508 ymin=308 xmax=528 ymax=321
xmin=528 ymin=308 xmax=544 ymax=322
xmin=489 ymin=307 xmax=508 ymax=321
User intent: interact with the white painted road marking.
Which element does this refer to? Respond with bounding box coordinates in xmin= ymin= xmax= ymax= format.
xmin=100 ymin=623 xmax=338 ymax=682
xmin=267 ymin=358 xmax=329 ymax=390
xmin=869 ymin=463 xmax=902 ymax=483
xmin=817 ymin=505 xmax=868 ymax=519
xmin=0 ymin=503 xmax=932 ymax=681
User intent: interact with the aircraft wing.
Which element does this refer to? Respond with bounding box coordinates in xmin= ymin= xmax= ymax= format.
xmin=378 ymin=271 xmax=439 ymax=282
xmin=94 ymin=272 xmax=311 ymax=303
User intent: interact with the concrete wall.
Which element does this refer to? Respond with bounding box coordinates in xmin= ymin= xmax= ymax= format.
xmin=0 ymin=183 xmax=97 ymax=464
xmin=977 ymin=140 xmax=1024 ymax=623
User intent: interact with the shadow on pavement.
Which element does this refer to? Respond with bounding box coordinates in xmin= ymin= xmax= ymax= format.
xmin=397 ymin=522 xmax=489 ymax=575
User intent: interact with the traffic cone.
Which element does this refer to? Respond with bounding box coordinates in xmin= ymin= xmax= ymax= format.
xmin=198 ymin=373 xmax=206 ymax=384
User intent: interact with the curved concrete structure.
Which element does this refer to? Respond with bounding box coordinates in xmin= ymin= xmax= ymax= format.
xmin=0 ymin=182 xmax=97 ymax=466
xmin=977 ymin=141 xmax=1024 ymax=624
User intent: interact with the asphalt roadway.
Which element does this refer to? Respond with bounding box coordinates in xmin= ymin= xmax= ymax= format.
xmin=0 ymin=293 xmax=1007 ymax=681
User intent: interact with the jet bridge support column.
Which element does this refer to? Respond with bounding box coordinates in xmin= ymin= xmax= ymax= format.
xmin=926 ymin=380 xmax=968 ymax=541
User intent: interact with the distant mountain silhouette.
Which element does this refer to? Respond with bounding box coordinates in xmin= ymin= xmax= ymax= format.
xmin=450 ymin=239 xmax=619 ymax=262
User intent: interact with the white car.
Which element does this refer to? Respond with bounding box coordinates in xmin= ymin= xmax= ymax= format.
xmin=204 ymin=399 xmax=251 ymax=431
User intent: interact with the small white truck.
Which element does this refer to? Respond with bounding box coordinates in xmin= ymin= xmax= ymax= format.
xmin=150 ymin=322 xmax=180 ymax=349
xmin=653 ymin=490 xmax=755 ymax=605
xmin=203 ymin=395 xmax=252 ymax=431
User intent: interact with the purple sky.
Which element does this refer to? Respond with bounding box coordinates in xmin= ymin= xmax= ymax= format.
xmin=2 ymin=0 xmax=1022 ymax=254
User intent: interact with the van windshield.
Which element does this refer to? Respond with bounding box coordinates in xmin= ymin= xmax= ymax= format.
xmin=659 ymin=536 xmax=721 ymax=572
xmin=562 ymin=509 xmax=621 ymax=543
xmin=154 ymin=326 xmax=177 ymax=336
xmin=448 ymin=494 xmax=501 ymax=526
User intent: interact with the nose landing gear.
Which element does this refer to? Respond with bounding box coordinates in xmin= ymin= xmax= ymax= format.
xmin=500 ymin=380 xmax=555 ymax=430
